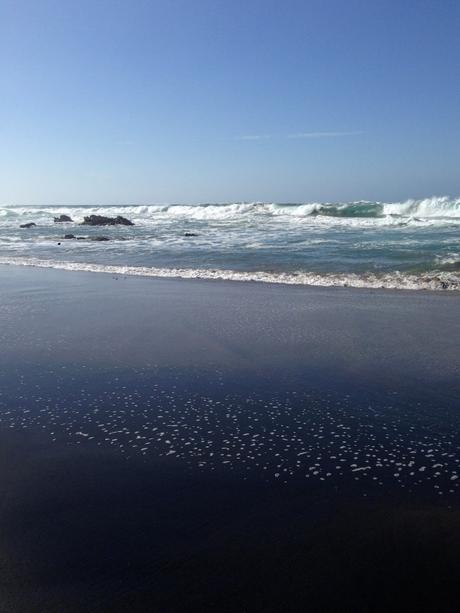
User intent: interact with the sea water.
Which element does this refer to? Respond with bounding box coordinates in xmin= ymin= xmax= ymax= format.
xmin=0 ymin=196 xmax=459 ymax=290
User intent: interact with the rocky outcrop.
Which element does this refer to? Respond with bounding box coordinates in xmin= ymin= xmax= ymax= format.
xmin=54 ymin=214 xmax=73 ymax=223
xmin=81 ymin=215 xmax=134 ymax=226
xmin=20 ymin=222 xmax=36 ymax=228
xmin=64 ymin=234 xmax=76 ymax=239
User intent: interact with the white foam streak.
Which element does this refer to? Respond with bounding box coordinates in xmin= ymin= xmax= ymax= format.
xmin=0 ymin=257 xmax=458 ymax=291
xmin=436 ymin=252 xmax=460 ymax=266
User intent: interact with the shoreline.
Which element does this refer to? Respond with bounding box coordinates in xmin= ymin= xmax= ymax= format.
xmin=0 ymin=257 xmax=459 ymax=292
xmin=1 ymin=262 xmax=458 ymax=393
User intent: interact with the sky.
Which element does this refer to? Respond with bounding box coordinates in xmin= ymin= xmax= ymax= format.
xmin=1 ymin=0 xmax=459 ymax=205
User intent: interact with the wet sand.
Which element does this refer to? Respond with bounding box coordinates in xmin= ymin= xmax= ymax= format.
xmin=0 ymin=265 xmax=459 ymax=612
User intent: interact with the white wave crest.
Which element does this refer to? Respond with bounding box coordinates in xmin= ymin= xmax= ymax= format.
xmin=1 ymin=195 xmax=459 ymax=227
xmin=382 ymin=196 xmax=460 ymax=218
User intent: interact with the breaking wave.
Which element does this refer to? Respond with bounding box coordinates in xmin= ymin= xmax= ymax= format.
xmin=1 ymin=195 xmax=459 ymax=226
xmin=0 ymin=257 xmax=458 ymax=291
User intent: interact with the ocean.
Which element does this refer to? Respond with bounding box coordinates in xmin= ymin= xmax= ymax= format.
xmin=1 ymin=196 xmax=459 ymax=290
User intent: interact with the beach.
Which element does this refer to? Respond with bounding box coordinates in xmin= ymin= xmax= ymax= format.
xmin=3 ymin=0 xmax=460 ymax=608
xmin=0 ymin=264 xmax=459 ymax=611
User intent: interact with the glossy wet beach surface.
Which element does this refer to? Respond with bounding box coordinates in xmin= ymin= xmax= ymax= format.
xmin=0 ymin=266 xmax=459 ymax=611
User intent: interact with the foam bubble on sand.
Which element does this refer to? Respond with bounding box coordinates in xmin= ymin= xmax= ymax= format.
xmin=1 ymin=369 xmax=460 ymax=498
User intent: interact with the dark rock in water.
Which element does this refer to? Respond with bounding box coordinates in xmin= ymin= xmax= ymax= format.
xmin=81 ymin=215 xmax=134 ymax=226
xmin=184 ymin=232 xmax=198 ymax=237
xmin=90 ymin=236 xmax=110 ymax=241
xmin=76 ymin=237 xmax=86 ymax=240
xmin=54 ymin=214 xmax=73 ymax=223
xmin=64 ymin=234 xmax=76 ymax=239
xmin=20 ymin=222 xmax=36 ymax=228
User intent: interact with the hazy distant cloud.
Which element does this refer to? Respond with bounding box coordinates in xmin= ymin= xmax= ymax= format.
xmin=236 ymin=131 xmax=362 ymax=141
xmin=235 ymin=134 xmax=271 ymax=140
xmin=287 ymin=131 xmax=363 ymax=139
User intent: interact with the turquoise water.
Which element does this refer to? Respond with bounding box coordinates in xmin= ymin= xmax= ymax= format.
xmin=1 ymin=197 xmax=459 ymax=289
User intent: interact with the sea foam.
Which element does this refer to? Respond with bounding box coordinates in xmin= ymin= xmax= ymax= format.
xmin=0 ymin=256 xmax=458 ymax=291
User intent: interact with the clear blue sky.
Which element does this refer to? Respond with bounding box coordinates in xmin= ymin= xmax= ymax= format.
xmin=1 ymin=0 xmax=459 ymax=204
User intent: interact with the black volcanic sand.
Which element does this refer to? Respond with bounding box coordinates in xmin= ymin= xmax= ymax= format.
xmin=0 ymin=266 xmax=459 ymax=612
